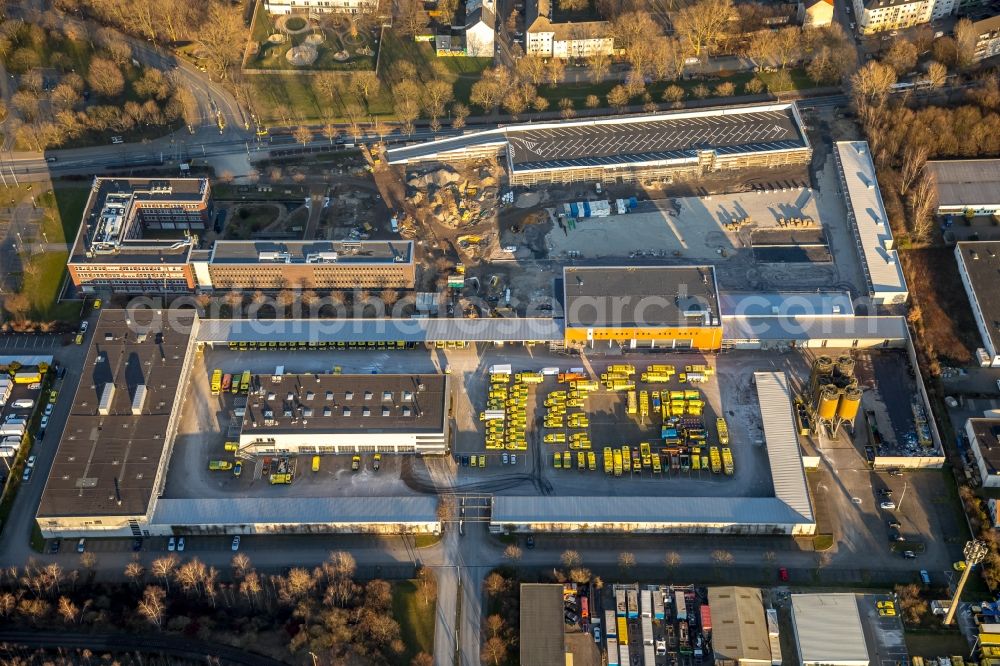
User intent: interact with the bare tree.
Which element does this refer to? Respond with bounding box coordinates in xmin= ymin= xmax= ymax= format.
xmin=711 ymin=549 xmax=735 ymax=566
xmin=585 ymin=94 xmax=601 ymax=109
xmin=137 ymin=585 xmax=167 ymax=629
xmin=954 ymin=18 xmax=977 ymax=69
xmin=86 ymin=57 xmax=124 ymax=98
xmin=483 ymin=572 xmax=510 ymax=596
xmin=884 ymin=38 xmax=918 ymax=75
xmin=124 ymin=561 xmax=144 ymax=587
xmin=672 ymin=0 xmax=734 ymax=58
xmin=607 ymin=85 xmax=630 ymax=111
xmin=503 ymin=544 xmax=523 ymax=562
xmin=586 ymin=52 xmax=611 ymax=83
xmin=293 ymin=125 xmax=312 ymax=147
xmin=151 ymin=555 xmax=179 ymax=593
xmin=926 ymin=61 xmax=947 ymax=88
xmin=481 ymin=635 xmax=509 ymax=665
xmin=850 ymin=60 xmax=897 ymax=110
xmin=197 ymin=4 xmax=245 ymax=78
xmin=452 ymin=102 xmax=469 ymax=129
xmin=665 ymin=551 xmax=682 ymax=569
xmin=558 ymin=0 xmax=588 ymax=9
xmin=899 ymin=143 xmax=929 ymax=195
xmin=232 ymin=554 xmax=253 ymax=579
xmin=561 ymin=550 xmax=582 ymax=568
xmin=618 ymin=551 xmax=636 ymax=571
xmin=57 ymin=596 xmax=79 ymax=623
xmin=910 ymin=172 xmax=938 ymax=243
xmin=415 ymin=567 xmax=437 ymax=606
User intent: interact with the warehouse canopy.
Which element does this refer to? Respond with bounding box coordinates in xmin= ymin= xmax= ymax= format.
xmin=195 ymin=317 xmax=564 ymax=343
xmin=152 ymin=496 xmax=440 ymax=526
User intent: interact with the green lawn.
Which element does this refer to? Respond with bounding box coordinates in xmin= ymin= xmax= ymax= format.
xmin=391 ymin=580 xmax=435 ymax=666
xmin=12 ymin=183 xmax=89 ymax=321
xmin=250 ymin=29 xmax=491 ymax=125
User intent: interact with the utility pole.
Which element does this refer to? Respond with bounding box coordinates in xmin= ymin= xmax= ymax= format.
xmin=945 ymin=539 xmax=988 ymax=626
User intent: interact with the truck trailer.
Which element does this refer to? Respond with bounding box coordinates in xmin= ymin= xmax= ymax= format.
xmin=675 ymin=590 xmax=687 ymax=620
xmin=627 ymin=589 xmax=639 ymax=618
xmin=615 ymin=589 xmax=626 ymax=616
xmin=641 ymin=589 xmax=652 ymax=617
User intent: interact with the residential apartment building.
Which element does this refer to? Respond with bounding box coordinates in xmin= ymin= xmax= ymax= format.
xmin=465 ymin=0 xmax=496 ymax=57
xmin=798 ymin=0 xmax=834 ymax=26
xmin=973 ymin=14 xmax=1000 ymax=62
xmin=525 ymin=0 xmax=613 ymax=58
xmin=263 ymin=0 xmax=378 ymax=14
xmin=853 ymin=0 xmax=935 ymax=34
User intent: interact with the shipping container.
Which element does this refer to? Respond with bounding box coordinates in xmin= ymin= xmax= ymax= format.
xmin=606 ymin=610 xmax=617 ymax=635
xmin=616 ymin=589 xmax=626 ymax=616
xmin=617 ymin=617 xmax=629 ymax=645
xmin=489 ymin=364 xmax=512 ymax=375
xmin=644 ymin=645 xmax=656 ymax=666
xmin=627 ymin=589 xmax=639 ymax=618
xmin=619 ymin=643 xmax=630 ymax=666
xmin=607 ymin=638 xmax=619 ymax=666
xmin=653 ymin=590 xmax=665 ymax=619
xmin=675 ymin=591 xmax=687 ymax=620
xmin=641 ymin=589 xmax=652 ymax=617
xmin=642 ymin=616 xmax=653 ymax=644
xmin=701 ymin=605 xmax=712 ymax=632
xmin=13 ymin=371 xmax=42 ymax=384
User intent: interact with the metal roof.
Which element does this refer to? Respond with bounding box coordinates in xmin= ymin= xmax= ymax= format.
xmin=151 ymin=496 xmax=440 ymax=526
xmin=722 ymin=315 xmax=908 ymax=342
xmin=707 ymin=587 xmax=771 ymax=664
xmin=755 ymin=372 xmax=813 ymax=522
xmin=388 ymin=104 xmax=808 ymax=172
xmin=718 ymin=291 xmax=854 ymax=318
xmin=791 ymin=594 xmax=869 ymax=665
xmin=195 ymin=317 xmax=564 ymax=343
xmin=490 ymin=496 xmax=809 ymax=527
xmin=834 ymin=142 xmax=908 ymax=301
xmin=927 ymin=160 xmax=1000 ymax=208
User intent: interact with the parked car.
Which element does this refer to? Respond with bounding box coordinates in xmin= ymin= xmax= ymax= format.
xmin=44 ymin=404 xmax=53 ymax=417
xmin=76 ymin=538 xmax=86 ymax=553
xmin=177 ymin=537 xmax=185 ymax=552
xmin=526 ymin=536 xmax=534 ymax=549
xmin=779 ymin=567 xmax=789 ymax=582
xmin=39 ymin=416 xmax=48 ymax=429
xmin=168 ymin=537 xmax=176 ymax=551
xmin=373 ymin=453 xmax=381 ymax=471
xmin=889 ymin=528 xmax=904 ymax=542
xmin=48 ymin=391 xmax=58 ymax=404
xmin=887 ymin=520 xmax=901 ymax=529
xmin=502 ymin=453 xmax=509 ymax=465
xmin=22 ymin=468 xmax=31 ymax=482
xmin=231 ymin=535 xmax=241 ymax=551
xmin=902 ymin=550 xmax=917 ymax=559
xmin=880 ymin=501 xmax=896 ymax=510
xmin=26 ymin=456 xmax=36 ymax=468
xmin=80 ymin=321 xmax=89 ymax=332
xmin=920 ymin=570 xmax=931 ymax=585
xmin=511 ymin=454 xmax=517 ymax=465
xmin=593 ymin=627 xmax=601 ymax=642
xmin=49 ymin=538 xmax=61 ymax=554
xmin=351 ymin=455 xmax=361 ymax=471
xmin=132 ymin=538 xmax=142 ymax=552
xmin=461 ymin=456 xmax=469 ymax=467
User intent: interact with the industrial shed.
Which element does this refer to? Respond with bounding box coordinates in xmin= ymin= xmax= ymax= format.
xmin=519 ymin=584 xmax=567 ymax=666
xmin=387 ymin=103 xmax=811 ymax=185
xmin=707 ymin=587 xmax=772 ymax=666
xmin=790 ymin=594 xmax=869 ymax=666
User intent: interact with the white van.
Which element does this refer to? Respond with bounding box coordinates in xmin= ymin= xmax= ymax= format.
xmin=11 ymin=399 xmax=34 ymax=409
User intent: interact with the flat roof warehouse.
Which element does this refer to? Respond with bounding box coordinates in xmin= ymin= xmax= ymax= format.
xmin=242 ymin=374 xmax=446 ymax=437
xmin=563 ymin=266 xmax=720 ymax=328
xmin=386 ymin=103 xmax=809 ymax=173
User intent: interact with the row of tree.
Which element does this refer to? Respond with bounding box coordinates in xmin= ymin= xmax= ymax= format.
xmin=0 ymin=552 xmax=437 ymax=666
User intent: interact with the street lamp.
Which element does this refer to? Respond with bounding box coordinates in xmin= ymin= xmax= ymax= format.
xmin=944 ymin=539 xmax=989 ymax=626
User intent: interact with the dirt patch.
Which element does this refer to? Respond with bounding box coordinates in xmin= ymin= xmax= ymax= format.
xmin=901 ymin=248 xmax=978 ymax=366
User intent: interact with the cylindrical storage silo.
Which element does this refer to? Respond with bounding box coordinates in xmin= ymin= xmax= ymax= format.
xmin=835 ymin=355 xmax=855 ymax=379
xmin=818 ymin=386 xmax=840 ymax=421
xmin=811 ymin=356 xmax=835 ymax=392
xmin=836 ymin=388 xmax=863 ymax=422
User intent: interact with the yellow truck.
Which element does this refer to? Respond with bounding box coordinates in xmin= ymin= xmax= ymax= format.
xmin=627 ymin=391 xmax=638 ymax=415
xmin=613 ymin=449 xmax=623 ymax=476
xmin=652 ymin=453 xmax=662 ymax=473
xmin=640 ymin=442 xmax=652 ymax=467
xmin=722 ymin=448 xmax=734 ymax=475
xmin=224 ymin=441 xmax=239 ymax=452
xmin=208 ymin=460 xmax=232 ymax=471
xmin=270 ymin=473 xmax=292 ymax=484
xmin=312 ymin=456 xmax=320 ymax=472
xmin=717 ymin=418 xmax=730 ymax=445
xmin=587 ymin=451 xmax=596 ymax=470
xmin=639 ymin=391 xmax=649 ymax=419
xmin=710 ymin=447 xmax=722 ymax=474
xmin=210 ymin=369 xmax=222 ymax=395
xmin=621 ymin=446 xmax=631 ymax=473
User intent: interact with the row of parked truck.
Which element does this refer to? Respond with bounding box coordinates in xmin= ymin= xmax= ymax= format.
xmin=606 ymin=585 xmax=713 ymax=666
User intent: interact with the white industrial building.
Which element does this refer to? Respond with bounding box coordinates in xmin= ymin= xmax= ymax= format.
xmin=833 ymin=141 xmax=908 ymax=308
xmin=707 ymin=587 xmax=773 ymax=666
xmin=790 ymin=594 xmax=869 ymax=666
xmin=489 ymin=371 xmax=816 ymax=535
xmin=964 ymin=418 xmax=1000 ymax=488
xmin=955 ymin=241 xmax=1000 ymax=367
xmin=239 ymin=373 xmax=450 ymax=455
xmin=928 ymin=160 xmax=1000 ymax=217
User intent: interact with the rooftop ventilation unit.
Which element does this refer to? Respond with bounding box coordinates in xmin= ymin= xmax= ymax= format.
xmin=98 ymin=383 xmax=116 ymax=415
xmin=131 ymin=384 xmax=147 ymax=415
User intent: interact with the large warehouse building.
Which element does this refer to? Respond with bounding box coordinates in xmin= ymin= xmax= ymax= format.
xmin=489 ymin=371 xmax=815 ymax=535
xmin=562 ymin=266 xmax=723 ymax=351
xmin=387 ymin=103 xmax=812 ymax=185
xmin=833 ymin=141 xmax=908 ymax=308
xmin=955 ymin=240 xmax=1000 ymax=366
xmin=790 ymin=594 xmax=869 ymax=666
xmin=239 ymin=373 xmax=449 ymax=455
xmin=927 ymin=159 xmax=1000 ymax=217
